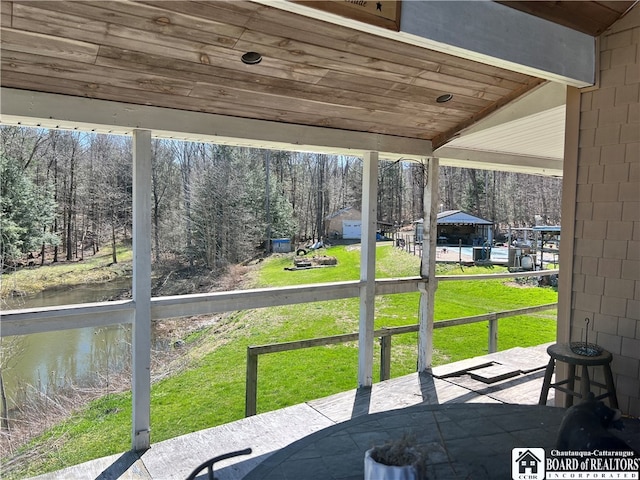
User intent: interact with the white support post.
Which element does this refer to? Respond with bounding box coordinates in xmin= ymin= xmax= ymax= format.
xmin=358 ymin=151 xmax=378 ymax=387
xmin=418 ymin=157 xmax=439 ymax=371
xmin=132 ymin=129 xmax=152 ymax=451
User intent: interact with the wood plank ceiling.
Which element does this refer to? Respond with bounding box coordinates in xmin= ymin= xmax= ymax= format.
xmin=0 ymin=1 xmax=634 ymax=148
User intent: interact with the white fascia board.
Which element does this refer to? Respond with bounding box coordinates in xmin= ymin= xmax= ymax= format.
xmin=0 ymin=88 xmax=432 ymax=161
xmin=436 ymin=147 xmax=563 ymax=177
xmin=262 ymin=1 xmax=595 ymax=87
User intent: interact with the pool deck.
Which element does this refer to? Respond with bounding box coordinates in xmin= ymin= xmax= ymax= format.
xmin=29 ymin=343 xmax=639 ymax=480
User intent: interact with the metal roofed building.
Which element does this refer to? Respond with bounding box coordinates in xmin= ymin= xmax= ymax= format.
xmin=415 ymin=210 xmax=493 ymax=246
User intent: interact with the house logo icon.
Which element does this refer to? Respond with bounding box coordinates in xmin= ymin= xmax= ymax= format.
xmin=512 ymin=448 xmax=545 ymax=480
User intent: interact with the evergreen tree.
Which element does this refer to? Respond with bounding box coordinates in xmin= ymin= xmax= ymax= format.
xmin=0 ymin=154 xmax=58 ymax=265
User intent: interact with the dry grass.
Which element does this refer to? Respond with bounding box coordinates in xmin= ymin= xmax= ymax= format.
xmin=0 ymin=263 xmax=252 ymax=476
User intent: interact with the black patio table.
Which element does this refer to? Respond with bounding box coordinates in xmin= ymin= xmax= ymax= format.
xmin=242 ymin=403 xmax=567 ymax=480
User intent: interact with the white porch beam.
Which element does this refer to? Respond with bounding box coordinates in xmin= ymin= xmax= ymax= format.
xmin=132 ymin=129 xmax=152 ymax=452
xmin=265 ymin=1 xmax=595 ymax=87
xmin=0 ymin=88 xmax=432 ymax=161
xmin=358 ymin=151 xmax=378 ymax=388
xmin=436 ymin=148 xmax=563 ymax=177
xmin=418 ymin=158 xmax=439 ymax=371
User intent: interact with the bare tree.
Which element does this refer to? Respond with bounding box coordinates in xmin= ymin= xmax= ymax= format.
xmin=151 ymin=140 xmax=179 ymax=263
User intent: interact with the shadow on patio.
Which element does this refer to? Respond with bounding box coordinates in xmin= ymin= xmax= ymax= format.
xmin=30 ymin=343 xmax=639 ymax=480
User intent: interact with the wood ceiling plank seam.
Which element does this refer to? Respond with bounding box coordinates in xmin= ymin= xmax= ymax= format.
xmin=96 ymin=0 xmax=249 ymax=34
xmin=10 ymin=1 xmax=532 ymax=101
xmin=95 ymin=45 xmax=322 ymax=86
xmin=8 ymin=15 xmax=314 ymax=84
xmin=0 ymin=27 xmax=99 ymax=63
xmin=434 ymin=64 xmax=527 ymax=91
xmin=315 ymin=75 xmax=459 ymax=110
xmin=350 ymin=38 xmax=536 ymax=85
xmin=180 ymin=95 xmax=445 ymax=136
xmin=410 ymin=76 xmax=504 ymax=103
xmin=431 ymin=78 xmax=546 ymax=149
xmin=13 ymin=0 xmax=544 ymax=98
xmin=188 ymin=80 xmax=446 ymax=131
xmin=236 ymin=29 xmax=426 ymax=79
xmin=0 ymin=1 xmax=12 ymax=28
xmin=0 ymin=47 xmax=478 ymax=140
xmin=247 ymin=9 xmax=533 ymax=90
xmin=242 ymin=14 xmax=461 ymax=81
xmin=12 ymin=3 xmax=243 ymax=61
xmin=254 ymin=2 xmax=537 ymax=84
xmin=0 ymin=70 xmax=288 ymax=120
xmin=415 ymin=69 xmax=518 ymax=98
xmin=315 ymin=74 xmax=489 ymax=115
xmin=188 ymin=69 xmax=447 ymax=118
xmin=233 ymin=38 xmax=420 ymax=85
xmin=10 ymin=4 xmax=338 ymax=85
xmin=386 ymin=81 xmax=493 ymax=109
xmin=190 ymin=76 xmax=461 ymax=120
xmin=39 ymin=0 xmax=248 ymax=49
xmin=10 ymin=3 xmax=110 ymax=40
xmin=244 ymin=9 xmax=532 ymax=92
xmin=143 ymin=0 xmax=263 ymax=26
xmin=0 ymin=70 xmax=436 ymax=140
xmin=93 ymin=46 xmax=474 ymax=119
xmin=4 ymin=0 xmax=584 ymax=145
xmin=2 ymin=50 xmax=196 ymax=96
xmin=95 ymin=44 xmax=331 ymax=89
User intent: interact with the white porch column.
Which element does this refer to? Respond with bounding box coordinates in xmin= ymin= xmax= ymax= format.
xmin=358 ymin=151 xmax=378 ymax=387
xmin=132 ymin=129 xmax=152 ymax=451
xmin=418 ymin=157 xmax=439 ymax=371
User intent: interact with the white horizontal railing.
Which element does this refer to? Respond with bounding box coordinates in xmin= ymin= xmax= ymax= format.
xmin=0 ymin=270 xmax=558 ymax=337
xmin=1 ymin=300 xmax=135 ymax=336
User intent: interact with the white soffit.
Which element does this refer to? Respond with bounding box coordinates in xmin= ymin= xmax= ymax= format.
xmin=436 ymin=106 xmax=565 ymax=176
xmin=435 ymin=82 xmax=567 ymax=177
xmin=442 ymin=106 xmax=566 ymax=160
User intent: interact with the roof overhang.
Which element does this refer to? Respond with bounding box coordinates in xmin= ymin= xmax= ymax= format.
xmin=0 ymin=87 xmax=433 ymax=161
xmin=1 ymin=1 xmax=627 ymax=176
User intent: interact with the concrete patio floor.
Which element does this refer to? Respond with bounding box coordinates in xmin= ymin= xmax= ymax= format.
xmin=29 ymin=343 xmax=639 ymax=480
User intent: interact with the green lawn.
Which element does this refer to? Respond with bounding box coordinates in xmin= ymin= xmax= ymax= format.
xmin=5 ymin=244 xmax=557 ymax=478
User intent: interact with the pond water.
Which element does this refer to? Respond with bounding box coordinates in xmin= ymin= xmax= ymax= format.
xmin=2 ymin=278 xmax=135 ymax=408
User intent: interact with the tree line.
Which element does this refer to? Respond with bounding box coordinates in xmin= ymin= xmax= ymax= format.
xmin=1 ymin=126 xmax=562 ymax=270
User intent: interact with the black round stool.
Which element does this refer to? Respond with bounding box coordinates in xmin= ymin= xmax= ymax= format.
xmin=538 ymin=343 xmax=618 ymax=408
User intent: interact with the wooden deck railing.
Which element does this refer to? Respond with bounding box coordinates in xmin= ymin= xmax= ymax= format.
xmin=245 ymin=302 xmax=557 ymax=416
xmin=2 ymin=267 xmax=558 ymax=423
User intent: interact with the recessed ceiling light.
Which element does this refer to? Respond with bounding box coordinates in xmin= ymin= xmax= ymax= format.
xmin=241 ymin=52 xmax=262 ymax=65
xmin=436 ymin=94 xmax=453 ymax=103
